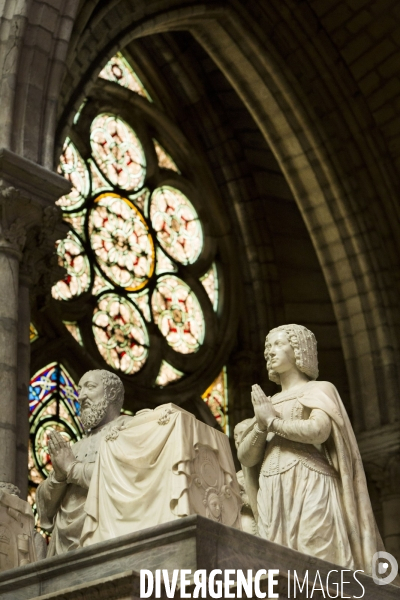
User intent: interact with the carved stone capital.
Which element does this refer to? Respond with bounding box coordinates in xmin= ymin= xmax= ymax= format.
xmin=0 ymin=149 xmax=70 ymax=290
xmin=20 ymin=205 xmax=67 ymax=293
xmin=0 ymin=148 xmax=70 ymax=272
xmin=0 ymin=186 xmax=30 ymax=257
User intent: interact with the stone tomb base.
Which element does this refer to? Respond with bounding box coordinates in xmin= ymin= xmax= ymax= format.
xmin=0 ymin=516 xmax=397 ymax=600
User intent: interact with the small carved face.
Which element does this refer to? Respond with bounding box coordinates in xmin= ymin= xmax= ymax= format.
xmin=265 ymin=331 xmax=296 ymax=375
xmin=78 ymin=371 xmax=104 ymax=409
xmin=208 ymin=493 xmax=221 ymax=519
xmin=78 ymin=371 xmax=108 ymax=430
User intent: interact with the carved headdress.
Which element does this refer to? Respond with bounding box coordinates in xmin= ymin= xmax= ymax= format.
xmin=265 ymin=324 xmax=318 ymax=384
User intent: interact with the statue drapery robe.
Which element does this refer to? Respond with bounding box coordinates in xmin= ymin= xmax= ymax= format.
xmin=80 ymin=405 xmax=241 ymax=547
xmin=36 ymin=416 xmax=128 ymax=557
xmin=238 ymin=380 xmax=384 ymax=574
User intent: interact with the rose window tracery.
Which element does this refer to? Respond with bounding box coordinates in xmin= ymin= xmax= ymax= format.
xmin=53 ymin=71 xmax=220 ymax=385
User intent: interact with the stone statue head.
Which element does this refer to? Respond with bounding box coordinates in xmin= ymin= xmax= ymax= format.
xmin=264 ymin=324 xmax=318 ymax=385
xmin=233 ymin=418 xmax=253 ymax=449
xmin=78 ymin=369 xmax=124 ymax=431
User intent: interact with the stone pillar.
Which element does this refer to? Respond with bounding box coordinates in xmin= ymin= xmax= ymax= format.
xmin=0 ymin=233 xmax=23 ymax=494
xmin=15 ymin=274 xmax=31 ymax=498
xmin=0 ymin=148 xmax=70 ymax=496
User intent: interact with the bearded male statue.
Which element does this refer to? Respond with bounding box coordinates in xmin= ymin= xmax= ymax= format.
xmin=36 ymin=370 xmax=129 ymax=557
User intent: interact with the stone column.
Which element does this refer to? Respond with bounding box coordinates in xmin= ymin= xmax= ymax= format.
xmin=15 ymin=274 xmax=31 ymax=498
xmin=0 ymin=148 xmax=70 ymax=496
xmin=0 ymin=225 xmax=23 ymax=495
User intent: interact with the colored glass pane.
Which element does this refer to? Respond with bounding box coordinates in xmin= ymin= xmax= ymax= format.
xmin=153 ymin=139 xmax=180 ymax=172
xmin=89 ymin=159 xmax=110 ymax=195
xmin=73 ymin=99 xmax=87 ymax=125
xmin=128 ymin=289 xmax=151 ymax=322
xmin=156 ymin=247 xmax=177 ymax=275
xmin=151 ymin=275 xmax=205 ymax=354
xmin=200 ymin=263 xmax=218 ymax=311
xmin=89 ymin=193 xmax=154 ymax=291
xmin=92 ymin=266 xmax=113 ymax=296
xmin=155 ymin=361 xmax=184 ymax=387
xmin=29 ymin=363 xmax=83 ymax=538
xmin=129 ymin=188 xmax=150 ymax=216
xmin=202 ymin=367 xmax=229 ymax=434
xmin=29 ymin=362 xmax=82 ymax=420
xmin=99 ymin=52 xmax=151 ymax=101
xmin=63 ymin=211 xmax=86 ymax=239
xmin=92 ymin=294 xmax=149 ymax=374
xmin=63 ymin=321 xmax=84 ymax=346
xmin=30 ymin=323 xmax=39 ymax=343
xmin=150 ymin=186 xmax=202 ymax=265
xmin=52 ymin=233 xmax=90 ymax=301
xmin=90 ymin=113 xmax=146 ymax=191
xmin=57 ymin=139 xmax=89 ymax=211
xmin=121 ymin=408 xmax=134 ymax=416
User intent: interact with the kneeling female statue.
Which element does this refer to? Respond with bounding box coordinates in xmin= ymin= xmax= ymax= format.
xmin=237 ymin=324 xmax=384 ymax=573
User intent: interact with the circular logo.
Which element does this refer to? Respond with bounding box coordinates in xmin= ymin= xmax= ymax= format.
xmin=372 ymin=551 xmax=398 ymax=585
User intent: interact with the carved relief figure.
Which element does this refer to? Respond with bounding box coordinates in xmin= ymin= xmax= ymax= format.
xmin=203 ymin=488 xmax=222 ymax=522
xmin=188 ymin=445 xmax=241 ymax=528
xmin=36 ymin=370 xmax=129 ymax=556
xmin=237 ymin=324 xmax=384 ymax=572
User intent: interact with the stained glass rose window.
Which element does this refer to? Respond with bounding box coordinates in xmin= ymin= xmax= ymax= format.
xmin=52 ymin=57 xmax=220 ymax=388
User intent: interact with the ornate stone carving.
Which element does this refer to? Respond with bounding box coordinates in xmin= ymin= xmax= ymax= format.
xmin=0 ymin=490 xmax=36 ymax=573
xmin=0 ymin=483 xmax=20 ymax=496
xmin=105 ymin=426 xmax=120 ymax=442
xmin=188 ymin=445 xmax=241 ymax=527
xmin=0 ymin=184 xmax=67 ymax=287
xmin=20 ymin=204 xmax=67 ymax=293
xmin=157 ymin=407 xmax=174 ymax=425
xmin=2 ymin=218 xmax=26 ymax=251
xmin=0 ymin=186 xmax=30 ymax=255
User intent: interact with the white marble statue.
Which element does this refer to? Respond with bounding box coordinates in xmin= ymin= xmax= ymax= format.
xmin=80 ymin=404 xmax=241 ymax=546
xmin=36 ymin=370 xmax=130 ymax=557
xmin=237 ymin=324 xmax=384 ymax=573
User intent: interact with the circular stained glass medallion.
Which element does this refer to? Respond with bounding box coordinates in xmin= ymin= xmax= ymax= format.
xmin=151 ymin=275 xmax=205 ymax=354
xmin=150 ymin=186 xmax=202 ymax=265
xmin=89 ymin=193 xmax=154 ymax=291
xmin=93 ymin=293 xmax=149 ymax=374
xmin=90 ymin=113 xmax=146 ymax=191
xmin=52 ymin=233 xmax=90 ymax=301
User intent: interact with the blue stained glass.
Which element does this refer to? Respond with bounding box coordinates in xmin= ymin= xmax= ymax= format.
xmin=29 ymin=363 xmax=81 ymax=416
xmin=28 ymin=362 xmax=84 ymax=541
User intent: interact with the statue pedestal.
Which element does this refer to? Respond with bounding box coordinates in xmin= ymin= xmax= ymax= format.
xmin=0 ymin=516 xmax=397 ymax=599
xmin=0 ymin=490 xmax=36 ymax=572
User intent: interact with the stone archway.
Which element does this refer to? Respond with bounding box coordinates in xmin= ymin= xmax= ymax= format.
xmin=46 ymin=0 xmax=400 ymax=434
